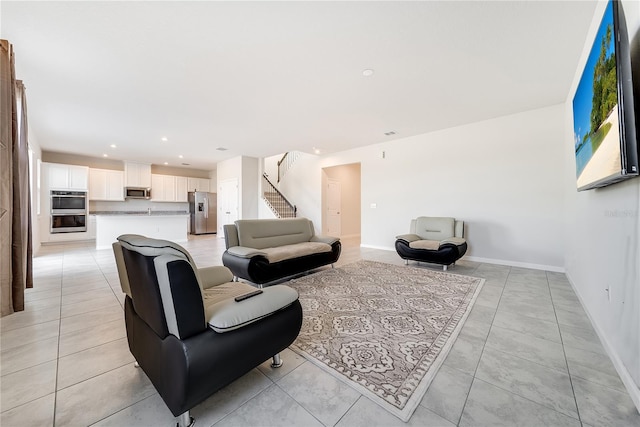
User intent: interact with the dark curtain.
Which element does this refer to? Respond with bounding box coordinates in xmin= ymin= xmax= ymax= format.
xmin=1 ymin=39 xmax=32 ymax=317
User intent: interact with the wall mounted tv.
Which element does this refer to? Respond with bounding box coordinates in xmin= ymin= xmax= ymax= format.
xmin=572 ymin=0 xmax=638 ymax=191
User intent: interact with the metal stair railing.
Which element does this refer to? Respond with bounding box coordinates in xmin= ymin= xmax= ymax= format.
xmin=262 ymin=173 xmax=296 ymax=218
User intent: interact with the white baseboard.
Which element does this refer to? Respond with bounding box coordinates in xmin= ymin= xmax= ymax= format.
xmin=463 ymin=255 xmax=565 ymax=273
xmin=565 ymin=272 xmax=640 ymax=412
xmin=358 ymin=245 xmax=564 ymax=272
xmin=360 ymin=244 xmax=395 ymax=251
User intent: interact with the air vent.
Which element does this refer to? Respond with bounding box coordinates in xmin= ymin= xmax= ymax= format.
xmin=216 ymin=147 xmax=228 ymax=151
xmin=181 ymin=163 xmax=190 ymax=166
xmin=384 ymin=131 xmax=396 ymax=136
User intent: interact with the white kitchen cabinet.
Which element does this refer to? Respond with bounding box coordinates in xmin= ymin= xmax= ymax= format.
xmin=151 ymin=174 xmax=177 ymax=202
xmin=69 ymin=166 xmax=88 ymax=190
xmin=89 ymin=168 xmax=124 ymax=201
xmin=187 ymin=177 xmax=210 ymax=192
xmin=47 ymin=163 xmax=69 ymax=189
xmin=88 ymin=215 xmax=97 ymax=239
xmin=45 ymin=163 xmax=88 ymax=190
xmin=124 ymin=162 xmax=151 ymax=188
xmin=175 ymin=176 xmax=188 ymax=202
xmin=95 ymin=214 xmax=188 ymax=250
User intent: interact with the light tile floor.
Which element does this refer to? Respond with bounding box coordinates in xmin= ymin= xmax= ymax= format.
xmin=2 ymin=236 xmax=639 ymax=426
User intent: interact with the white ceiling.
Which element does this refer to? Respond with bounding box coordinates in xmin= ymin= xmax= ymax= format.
xmin=1 ymin=1 xmax=597 ymax=171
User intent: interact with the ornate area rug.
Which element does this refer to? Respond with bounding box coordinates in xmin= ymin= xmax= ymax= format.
xmin=287 ymin=260 xmax=484 ymax=421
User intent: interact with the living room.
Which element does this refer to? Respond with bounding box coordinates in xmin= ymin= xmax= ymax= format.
xmin=1 ymin=1 xmax=639 ymax=426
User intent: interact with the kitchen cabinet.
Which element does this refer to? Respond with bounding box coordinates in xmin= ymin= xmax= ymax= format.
xmin=124 ymin=162 xmax=151 ymax=188
xmin=88 ymin=215 xmax=97 ymax=239
xmin=45 ymin=162 xmax=88 ymax=190
xmin=151 ymin=174 xmax=178 ymax=202
xmin=95 ymin=214 xmax=188 ymax=250
xmin=187 ymin=177 xmax=210 ymax=192
xmin=175 ymin=176 xmax=188 ymax=202
xmin=89 ymin=168 xmax=124 ymax=201
xmin=152 ymin=174 xmax=193 ymax=202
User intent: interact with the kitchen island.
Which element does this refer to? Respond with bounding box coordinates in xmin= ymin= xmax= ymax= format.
xmin=93 ymin=211 xmax=189 ymax=250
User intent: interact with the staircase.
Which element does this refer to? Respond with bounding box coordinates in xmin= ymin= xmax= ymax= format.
xmin=277 ymin=151 xmax=301 ymax=183
xmin=262 ymin=173 xmax=296 ymax=218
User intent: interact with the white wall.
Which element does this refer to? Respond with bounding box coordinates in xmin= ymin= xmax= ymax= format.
xmin=241 ymin=156 xmax=259 ymax=219
xmin=28 ymin=127 xmax=42 ymax=255
xmin=216 ymin=156 xmax=260 ymax=233
xmin=264 ymin=154 xmax=280 ymax=183
xmin=563 ymin=0 xmax=640 ymax=409
xmin=280 ymin=104 xmax=566 ymax=270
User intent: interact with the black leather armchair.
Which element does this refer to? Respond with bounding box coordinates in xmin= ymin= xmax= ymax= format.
xmin=113 ymin=235 xmax=303 ymax=427
xmin=395 ymin=216 xmax=467 ymax=270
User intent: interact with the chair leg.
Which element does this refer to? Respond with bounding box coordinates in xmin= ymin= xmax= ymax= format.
xmin=331 ymin=263 xmax=335 ymax=269
xmin=134 ymin=361 xmax=140 ymax=368
xmin=177 ymin=411 xmax=194 ymax=427
xmin=442 ymin=265 xmax=448 ymax=271
xmin=404 ymin=259 xmax=408 ymax=265
xmin=271 ymin=353 xmax=283 ymax=368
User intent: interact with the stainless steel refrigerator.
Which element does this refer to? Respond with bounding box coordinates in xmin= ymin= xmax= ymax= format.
xmin=189 ymin=192 xmax=217 ymax=234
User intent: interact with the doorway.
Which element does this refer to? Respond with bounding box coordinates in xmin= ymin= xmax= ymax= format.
xmin=218 ymin=178 xmax=239 ymax=235
xmin=321 ymin=163 xmax=361 ymax=240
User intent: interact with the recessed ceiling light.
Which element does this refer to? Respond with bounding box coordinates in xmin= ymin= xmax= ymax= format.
xmin=362 ymin=69 xmax=374 ymax=77
xmin=178 ymin=155 xmax=183 ymax=159
xmin=110 ymin=144 xmax=117 ymax=148
xmin=313 ymin=148 xmax=321 ymax=154
xmin=163 ymin=162 xmax=168 ymax=165
xmin=102 ymin=154 xmax=108 ymax=157
xmin=161 ymin=137 xmax=168 ymax=142
xmin=384 ymin=131 xmax=396 ymax=136
xmin=216 ymin=147 xmax=228 ymax=151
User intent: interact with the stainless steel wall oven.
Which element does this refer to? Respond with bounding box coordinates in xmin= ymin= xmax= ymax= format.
xmin=50 ymin=190 xmax=87 ymax=233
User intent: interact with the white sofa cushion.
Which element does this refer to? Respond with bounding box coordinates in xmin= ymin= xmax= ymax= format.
xmin=203 ymin=282 xmax=257 ymax=306
xmin=409 ymin=239 xmax=440 ymax=250
xmin=261 ymin=242 xmax=332 ymax=263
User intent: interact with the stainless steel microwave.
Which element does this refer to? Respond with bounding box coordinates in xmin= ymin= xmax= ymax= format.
xmin=125 ymin=187 xmax=151 ymax=199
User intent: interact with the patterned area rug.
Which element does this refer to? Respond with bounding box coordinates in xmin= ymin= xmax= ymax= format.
xmin=287 ymin=260 xmax=484 ymax=421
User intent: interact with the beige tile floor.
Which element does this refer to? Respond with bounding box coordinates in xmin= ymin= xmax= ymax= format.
xmin=1 ymin=235 xmax=639 ymax=426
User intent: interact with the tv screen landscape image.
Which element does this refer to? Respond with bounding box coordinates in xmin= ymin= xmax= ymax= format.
xmin=572 ymin=0 xmax=638 ymax=191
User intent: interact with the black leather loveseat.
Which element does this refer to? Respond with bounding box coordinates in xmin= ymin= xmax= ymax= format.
xmin=222 ymin=218 xmax=341 ymax=285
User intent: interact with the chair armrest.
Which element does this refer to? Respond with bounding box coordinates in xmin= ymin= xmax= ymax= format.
xmin=440 ymin=237 xmax=466 ymax=246
xmin=311 ymin=235 xmax=340 ymax=245
xmin=226 ymin=246 xmax=268 ymax=259
xmin=198 ymin=266 xmax=234 ymax=289
xmin=207 ymin=285 xmax=299 ymax=333
xmin=396 ymin=233 xmax=422 ymax=243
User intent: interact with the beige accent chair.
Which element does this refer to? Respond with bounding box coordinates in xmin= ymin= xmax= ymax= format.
xmin=395 ymin=217 xmax=467 ymax=270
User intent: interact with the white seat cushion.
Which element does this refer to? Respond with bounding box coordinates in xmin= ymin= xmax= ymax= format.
xmin=261 ymin=242 xmax=332 ymax=263
xmin=206 ymin=285 xmax=299 ymax=333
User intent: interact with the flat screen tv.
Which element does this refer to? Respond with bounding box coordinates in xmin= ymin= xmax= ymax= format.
xmin=572 ymin=0 xmax=638 ymax=191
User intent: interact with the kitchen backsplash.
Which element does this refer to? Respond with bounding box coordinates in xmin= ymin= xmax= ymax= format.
xmin=90 ymin=199 xmax=188 ymax=213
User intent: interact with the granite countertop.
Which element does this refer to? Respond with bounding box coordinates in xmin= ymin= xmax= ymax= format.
xmin=90 ymin=211 xmax=189 ymax=216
